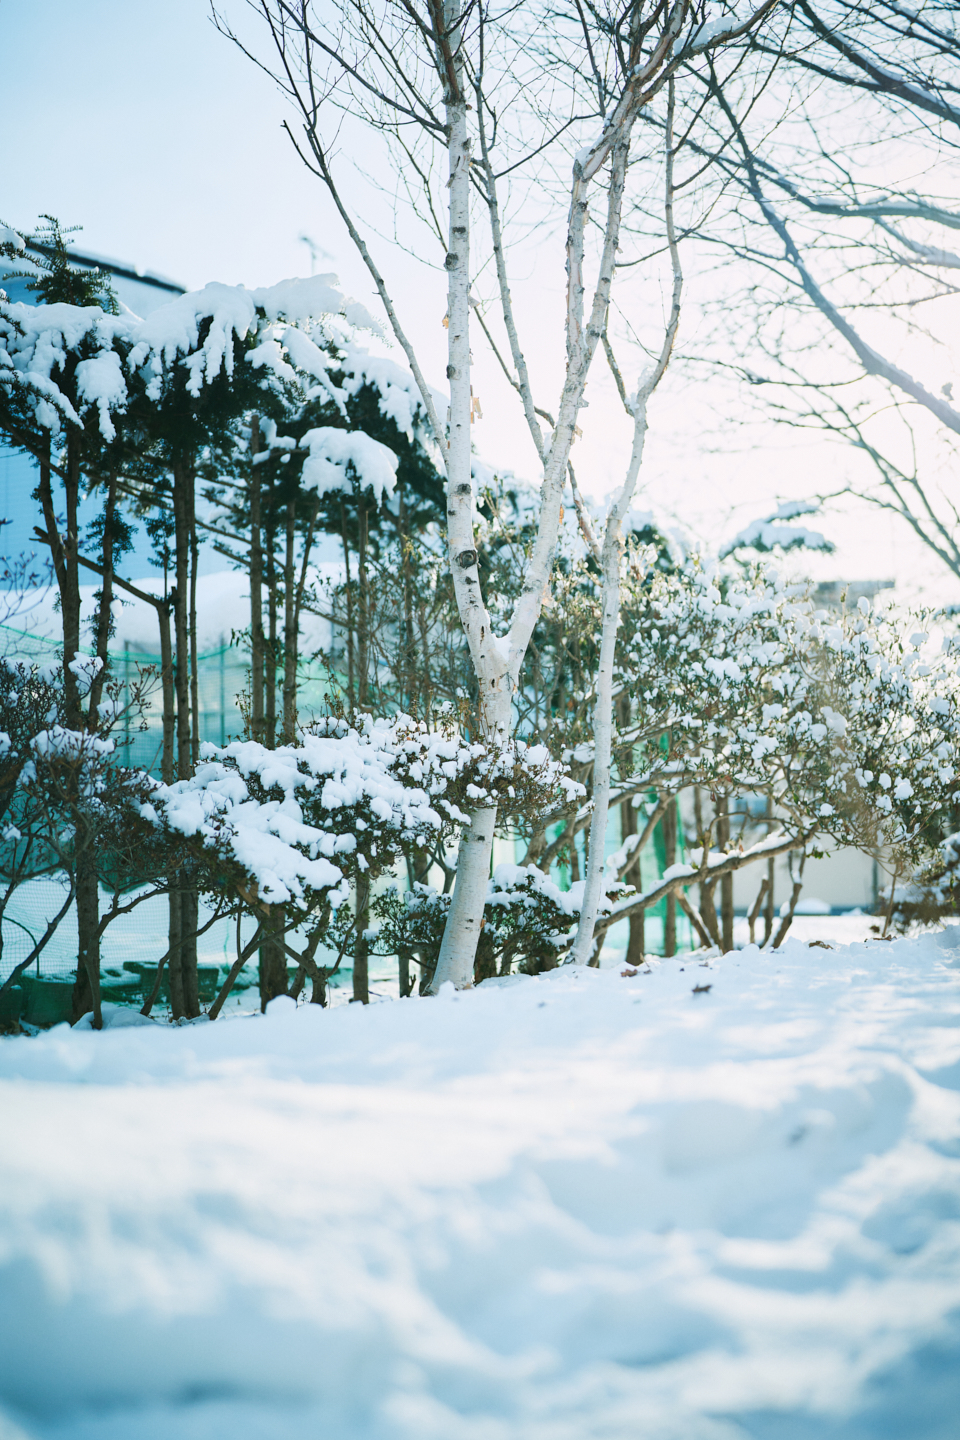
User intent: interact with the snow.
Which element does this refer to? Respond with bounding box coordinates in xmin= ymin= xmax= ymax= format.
xmin=1 ymin=275 xmax=384 ymax=430
xmin=1 ymin=928 xmax=959 ymax=1438
xmin=0 ymin=225 xmax=25 ymax=254
xmin=793 ymin=896 xmax=832 ymax=915
xmin=339 ymin=343 xmax=443 ymax=442
xmin=73 ymin=348 xmax=127 ymax=440
xmin=127 ymin=275 xmax=374 ymax=395
xmin=299 ymin=425 xmax=399 ymax=505
xmin=692 ymin=15 xmax=741 ymax=47
xmin=0 ymin=300 xmax=132 ymax=432
xmin=144 ymin=721 xmax=449 ymax=905
xmin=722 ymin=518 xmax=833 ymax=558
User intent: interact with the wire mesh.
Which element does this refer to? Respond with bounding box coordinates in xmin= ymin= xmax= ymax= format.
xmin=0 ymin=622 xmax=334 ymax=774
xmin=0 ymin=622 xmax=687 ymax=1008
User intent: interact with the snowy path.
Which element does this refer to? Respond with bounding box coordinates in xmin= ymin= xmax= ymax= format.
xmin=1 ymin=932 xmax=959 ymax=1439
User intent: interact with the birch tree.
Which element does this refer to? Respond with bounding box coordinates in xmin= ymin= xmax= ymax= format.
xmin=661 ymin=0 xmax=960 ymax=586
xmin=215 ymin=0 xmax=777 ymax=986
xmin=569 ymin=79 xmax=682 ymax=965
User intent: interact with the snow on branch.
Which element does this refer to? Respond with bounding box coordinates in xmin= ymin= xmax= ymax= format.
xmin=141 ymin=716 xmax=584 ymax=912
xmin=299 ymin=426 xmax=399 ymax=505
xmin=721 ymin=500 xmax=834 ymax=558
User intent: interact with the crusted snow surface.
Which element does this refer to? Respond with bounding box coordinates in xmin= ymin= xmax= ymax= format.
xmin=1 ymin=930 xmax=960 ymax=1439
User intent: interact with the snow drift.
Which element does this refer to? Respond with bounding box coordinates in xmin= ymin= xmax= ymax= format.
xmin=0 ymin=929 xmax=958 ymax=1438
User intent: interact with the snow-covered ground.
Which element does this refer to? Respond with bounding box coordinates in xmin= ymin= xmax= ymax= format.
xmin=1 ymin=929 xmax=959 ymax=1439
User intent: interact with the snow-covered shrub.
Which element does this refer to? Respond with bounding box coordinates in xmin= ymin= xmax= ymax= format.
xmin=385 ymin=712 xmax=585 ymax=825
xmin=141 ymin=716 xmax=446 ymax=914
xmin=890 ymin=830 xmax=960 ymax=931
xmin=0 ymin=655 xmax=174 ymax=1013
xmin=370 ymin=861 xmax=622 ymax=990
xmin=142 ymin=711 xmax=588 ymax=995
xmin=142 ymin=710 xmax=583 ymax=904
xmin=541 ymin=549 xmax=958 ymax=848
xmin=618 ymin=565 xmax=960 ymax=861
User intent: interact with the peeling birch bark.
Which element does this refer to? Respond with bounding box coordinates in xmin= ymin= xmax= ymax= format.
xmin=429 ymin=3 xmax=509 ymax=992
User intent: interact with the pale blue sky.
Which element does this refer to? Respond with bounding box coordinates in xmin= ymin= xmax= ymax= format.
xmin=4 ymin=1 xmax=339 ymax=291
xmin=1 ymin=1 xmax=947 ymax=600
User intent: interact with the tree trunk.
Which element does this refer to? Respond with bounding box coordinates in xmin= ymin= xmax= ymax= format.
xmin=571 ymin=541 xmax=619 ymax=968
xmin=172 ymin=459 xmax=199 ymax=1018
xmin=357 ymin=499 xmax=369 ymax=709
xmin=48 ymin=430 xmax=103 ymax=1026
xmin=265 ymin=506 xmax=278 ymax=748
xmin=699 ymin=880 xmax=722 ymax=949
xmin=167 ymin=885 xmax=184 ymax=1020
xmin=662 ymin=799 xmax=678 ymax=958
xmin=433 ymin=10 xmax=643 ymax=987
xmin=71 ymin=843 xmax=102 ymax=1027
xmin=158 ymin=598 xmax=175 ymax=784
xmin=60 ymin=434 xmax=84 ymax=727
xmin=626 ymin=902 xmax=645 ymax=968
xmin=717 ymin=797 xmax=735 ymax=953
xmin=87 ymin=473 xmax=116 ymax=722
xmin=249 ymin=418 xmax=266 ymax=744
xmin=189 ymin=469 xmax=200 ymax=766
xmin=763 ymin=796 xmax=776 ymax=946
xmin=340 ymin=500 xmax=355 ymax=712
xmin=429 ymin=803 xmax=498 ymax=991
xmin=764 ymin=857 xmax=776 ymax=945
xmin=173 ymin=461 xmax=192 ymax=778
xmin=570 ymin=397 xmax=653 ymax=966
xmin=353 ymin=875 xmax=370 ymax=1004
xmin=747 ymin=876 xmax=768 ymax=946
xmin=772 ymin=853 xmax=805 ymax=948
xmin=568 ymin=95 xmax=682 ymax=969
xmin=428 ymin=44 xmax=505 ymax=990
xmin=71 ymin=469 xmax=119 ymax=1026
xmin=255 ymin=493 xmax=285 ymax=1009
xmin=180 ymin=884 xmax=200 ymax=1016
xmin=398 ymin=949 xmax=412 ymax=998
xmin=282 ymin=494 xmax=298 ymax=743
xmin=399 ymin=486 xmax=415 ymax=713
xmin=258 ymin=914 xmax=288 ymax=1010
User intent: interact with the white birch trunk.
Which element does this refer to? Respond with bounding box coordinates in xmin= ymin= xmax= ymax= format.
xmin=569 ymin=407 xmax=650 ymax=964
xmin=430 ymin=799 xmax=499 ymax=990
xmin=571 ymin=79 xmax=682 ymax=966
xmin=428 ymin=2 xmax=509 ymax=991
xmin=242 ymin=0 xmax=778 ymax=994
xmin=432 ymin=130 xmax=633 ymax=990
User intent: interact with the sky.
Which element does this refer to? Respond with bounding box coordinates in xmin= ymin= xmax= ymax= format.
xmin=2 ymin=0 xmax=956 ymax=604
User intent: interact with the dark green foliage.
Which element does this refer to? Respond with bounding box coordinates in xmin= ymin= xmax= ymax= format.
xmin=14 ymin=216 xmax=118 ymax=313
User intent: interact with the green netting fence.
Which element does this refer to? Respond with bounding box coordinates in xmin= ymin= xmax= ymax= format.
xmin=0 ymin=621 xmax=335 ymax=774
xmin=0 ymin=622 xmax=358 ymax=1009
xmin=0 ymin=622 xmax=688 ymax=1012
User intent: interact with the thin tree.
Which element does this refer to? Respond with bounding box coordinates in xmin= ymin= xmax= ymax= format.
xmin=215 ymin=0 xmax=776 ymax=987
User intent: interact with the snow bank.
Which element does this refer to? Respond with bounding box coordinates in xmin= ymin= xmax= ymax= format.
xmin=0 ymin=930 xmax=959 ymax=1438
